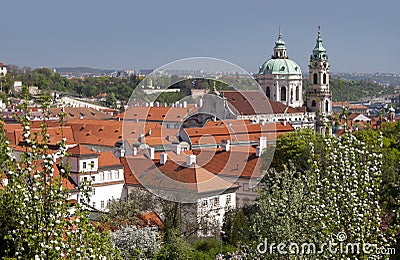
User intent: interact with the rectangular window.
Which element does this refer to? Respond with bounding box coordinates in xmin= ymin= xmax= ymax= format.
xmin=93 ymin=202 xmax=96 ymax=208
xmin=101 ymin=200 xmax=104 ymax=208
xmin=108 ymin=172 xmax=112 ymax=180
xmin=83 ymin=162 xmax=87 ymax=169
xmin=90 ymin=161 xmax=95 ymax=169
xmin=202 ymin=199 xmax=208 ymax=207
xmin=92 ymin=188 xmax=95 ymax=195
xmin=214 ymin=197 xmax=220 ymax=207
xmin=226 ymin=194 xmax=232 ymax=205
xmin=116 ymin=171 xmax=119 ymax=179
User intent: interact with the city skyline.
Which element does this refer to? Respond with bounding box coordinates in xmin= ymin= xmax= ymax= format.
xmin=1 ymin=0 xmax=399 ymax=74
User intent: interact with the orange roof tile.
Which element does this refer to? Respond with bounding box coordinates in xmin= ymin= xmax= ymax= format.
xmin=68 ymin=144 xmax=98 ymax=156
xmin=220 ymin=90 xmax=304 ymax=115
xmin=98 ymin=151 xmax=122 ymax=168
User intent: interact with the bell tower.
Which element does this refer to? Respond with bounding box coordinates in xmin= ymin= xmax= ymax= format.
xmin=306 ymin=27 xmax=332 ymax=115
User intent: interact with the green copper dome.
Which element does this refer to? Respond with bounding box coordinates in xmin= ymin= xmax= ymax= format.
xmin=258 ymin=31 xmax=302 ymax=75
xmin=259 ymin=58 xmax=302 ymax=75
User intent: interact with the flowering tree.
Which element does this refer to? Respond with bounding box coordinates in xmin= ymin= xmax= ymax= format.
xmin=249 ymin=131 xmax=399 ymax=259
xmin=0 ymin=93 xmax=119 ymax=259
xmin=111 ymin=226 xmax=161 ymax=259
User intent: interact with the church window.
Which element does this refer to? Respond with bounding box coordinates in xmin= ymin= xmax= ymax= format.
xmin=281 ymin=87 xmax=286 ymax=101
xmin=312 ymin=100 xmax=317 ymax=107
xmin=323 ymin=73 xmax=327 ymax=84
xmin=313 ymin=73 xmax=318 ymax=84
xmin=295 ymin=86 xmax=299 ymax=101
xmin=325 ymin=100 xmax=329 ymax=112
xmin=266 ymin=87 xmax=270 ymax=98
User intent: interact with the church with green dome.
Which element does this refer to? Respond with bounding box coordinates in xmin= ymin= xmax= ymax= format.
xmin=256 ymin=31 xmax=304 ymax=108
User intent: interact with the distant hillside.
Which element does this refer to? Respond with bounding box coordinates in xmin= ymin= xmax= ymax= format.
xmin=54 ymin=67 xmax=115 ymax=74
xmin=303 ymin=78 xmax=396 ymax=102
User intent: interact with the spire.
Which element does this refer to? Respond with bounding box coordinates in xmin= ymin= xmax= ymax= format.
xmin=311 ymin=26 xmax=327 ymax=61
xmin=274 ymin=27 xmax=286 ymax=49
xmin=273 ymin=26 xmax=287 ymax=59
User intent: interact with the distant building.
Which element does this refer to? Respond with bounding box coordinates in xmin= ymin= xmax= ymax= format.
xmin=0 ymin=62 xmax=7 ymax=77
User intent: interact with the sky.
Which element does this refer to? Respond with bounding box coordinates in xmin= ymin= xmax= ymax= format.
xmin=1 ymin=0 xmax=399 ymax=74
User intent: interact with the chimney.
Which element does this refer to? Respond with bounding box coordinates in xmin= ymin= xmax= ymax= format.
xmin=256 ymin=146 xmax=262 ymax=157
xmin=171 ymin=143 xmax=181 ymax=155
xmin=283 ymin=121 xmax=287 ymax=126
xmin=221 ymin=139 xmax=230 ymax=152
xmin=145 ymin=147 xmax=155 ymax=160
xmin=183 ymin=101 xmax=187 ymax=108
xmin=149 ymin=102 xmax=154 ymax=107
xmin=120 ymin=149 xmax=125 ymax=157
xmin=259 ymin=136 xmax=267 ymax=151
xmin=186 ymin=155 xmax=196 ymax=166
xmin=198 ymin=98 xmax=203 ymax=107
xmin=133 ymin=147 xmax=138 ymax=156
xmin=160 ymin=153 xmax=168 ymax=165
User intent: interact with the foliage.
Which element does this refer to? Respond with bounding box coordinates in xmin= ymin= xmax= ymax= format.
xmin=262 ymin=128 xmax=324 ymax=173
xmin=111 ymin=226 xmax=161 ymax=259
xmin=303 ymin=78 xmax=395 ymax=102
xmin=222 ymin=206 xmax=253 ymax=247
xmin=0 ymin=92 xmax=119 ymax=259
xmin=247 ymin=131 xmax=399 ymax=258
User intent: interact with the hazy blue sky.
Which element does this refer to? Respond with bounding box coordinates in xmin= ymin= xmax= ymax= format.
xmin=1 ymin=0 xmax=399 ymax=73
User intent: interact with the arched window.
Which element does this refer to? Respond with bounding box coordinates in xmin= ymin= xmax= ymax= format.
xmin=281 ymin=87 xmax=286 ymax=101
xmin=295 ymin=86 xmax=299 ymax=101
xmin=325 ymin=100 xmax=329 ymax=112
xmin=266 ymin=87 xmax=270 ymax=98
xmin=323 ymin=73 xmax=327 ymax=84
xmin=311 ymin=100 xmax=316 ymax=107
xmin=313 ymin=73 xmax=318 ymax=84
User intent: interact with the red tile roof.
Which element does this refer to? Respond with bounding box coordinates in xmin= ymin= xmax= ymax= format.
xmin=98 ymin=151 xmax=122 ymax=168
xmin=68 ymin=144 xmax=98 ymax=156
xmin=122 ymin=156 xmax=238 ymax=195
xmin=116 ymin=105 xmax=199 ymax=122
xmin=220 ymin=90 xmax=305 ymax=115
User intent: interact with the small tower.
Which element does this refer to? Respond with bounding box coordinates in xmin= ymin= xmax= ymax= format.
xmin=306 ymin=27 xmax=332 ymax=115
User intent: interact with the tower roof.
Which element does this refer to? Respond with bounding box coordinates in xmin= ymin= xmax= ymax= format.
xmin=274 ymin=31 xmax=286 ymax=50
xmin=311 ymin=26 xmax=328 ymax=61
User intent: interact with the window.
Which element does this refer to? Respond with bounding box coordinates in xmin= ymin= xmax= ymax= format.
xmin=280 ymin=87 xmax=286 ymax=101
xmin=202 ymin=199 xmax=208 ymax=207
xmin=91 ymin=176 xmax=95 ymax=182
xmin=90 ymin=161 xmax=95 ymax=169
xmin=325 ymin=100 xmax=329 ymax=112
xmin=83 ymin=162 xmax=87 ymax=169
xmin=107 ymin=172 xmax=112 ymax=180
xmin=92 ymin=188 xmax=95 ymax=195
xmin=243 ymin=183 xmax=250 ymax=191
xmin=101 ymin=200 xmax=104 ymax=208
xmin=312 ymin=100 xmax=317 ymax=107
xmin=116 ymin=171 xmax=120 ymax=179
xmin=213 ymin=197 xmax=220 ymax=207
xmin=265 ymin=87 xmax=270 ymax=98
xmin=226 ymin=194 xmax=232 ymax=205
xmin=93 ymin=202 xmax=96 ymax=208
xmin=295 ymin=86 xmax=299 ymax=101
xmin=313 ymin=73 xmax=318 ymax=84
xmin=323 ymin=73 xmax=327 ymax=84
